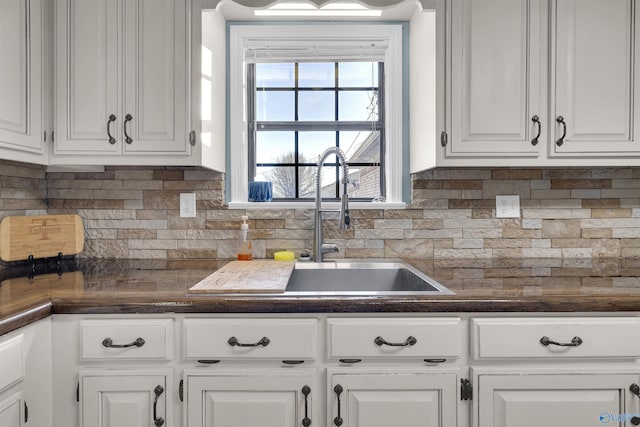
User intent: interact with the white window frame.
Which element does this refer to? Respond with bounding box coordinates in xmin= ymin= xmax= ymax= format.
xmin=227 ymin=24 xmax=405 ymax=209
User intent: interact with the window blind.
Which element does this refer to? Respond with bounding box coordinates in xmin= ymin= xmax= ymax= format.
xmin=244 ymin=39 xmax=388 ymax=63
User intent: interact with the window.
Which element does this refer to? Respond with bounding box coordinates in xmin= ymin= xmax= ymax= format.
xmin=228 ymin=24 xmax=405 ymax=208
xmin=249 ymin=61 xmax=384 ymax=200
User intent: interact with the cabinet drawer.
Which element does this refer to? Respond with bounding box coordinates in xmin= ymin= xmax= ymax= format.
xmin=184 ymin=318 xmax=317 ymax=360
xmin=327 ymin=318 xmax=462 ymax=360
xmin=0 ymin=335 xmax=24 ymax=392
xmin=80 ymin=319 xmax=173 ymax=361
xmin=471 ymin=317 xmax=640 ymax=359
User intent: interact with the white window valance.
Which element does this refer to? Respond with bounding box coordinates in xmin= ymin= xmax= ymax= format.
xmin=211 ymin=0 xmax=432 ymax=10
xmin=231 ymin=0 xmax=407 ymax=7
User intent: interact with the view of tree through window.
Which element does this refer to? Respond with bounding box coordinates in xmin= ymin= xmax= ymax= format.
xmin=248 ymin=62 xmax=385 ymax=201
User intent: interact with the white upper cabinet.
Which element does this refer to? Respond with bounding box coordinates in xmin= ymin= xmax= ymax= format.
xmin=122 ymin=0 xmax=187 ymax=154
xmin=433 ymin=0 xmax=640 ymax=168
xmin=551 ymin=0 xmax=640 ymax=156
xmin=53 ymin=0 xmax=192 ymax=164
xmin=448 ymin=0 xmax=545 ymax=158
xmin=0 ymin=0 xmax=47 ymax=164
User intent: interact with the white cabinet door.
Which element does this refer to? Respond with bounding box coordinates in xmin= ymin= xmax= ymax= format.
xmin=185 ymin=369 xmax=315 ymax=427
xmin=0 ymin=393 xmax=24 ymax=427
xmin=122 ymin=0 xmax=188 ymax=154
xmin=448 ymin=0 xmax=545 ymax=157
xmin=551 ymin=0 xmax=640 ymax=155
xmin=80 ymin=371 xmax=169 ymax=427
xmin=55 ymin=0 xmax=119 ymax=154
xmin=55 ymin=0 xmax=189 ymax=157
xmin=328 ymin=370 xmax=457 ymax=427
xmin=0 ymin=0 xmax=43 ymax=156
xmin=475 ymin=371 xmax=640 ymax=427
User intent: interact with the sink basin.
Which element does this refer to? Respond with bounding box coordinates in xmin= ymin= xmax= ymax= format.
xmin=285 ymin=260 xmax=454 ymax=296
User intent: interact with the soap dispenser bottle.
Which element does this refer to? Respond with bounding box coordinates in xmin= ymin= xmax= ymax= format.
xmin=237 ymin=215 xmax=253 ymax=261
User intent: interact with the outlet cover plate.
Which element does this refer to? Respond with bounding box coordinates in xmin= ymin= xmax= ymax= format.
xmin=180 ymin=193 xmax=196 ymax=218
xmin=496 ymin=195 xmax=520 ymax=218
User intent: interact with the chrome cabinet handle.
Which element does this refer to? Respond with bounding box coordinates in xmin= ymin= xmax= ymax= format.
xmin=102 ymin=337 xmax=145 ymax=348
xmin=302 ymin=386 xmax=311 ymax=427
xmin=153 ymin=385 xmax=165 ymax=427
xmin=531 ymin=115 xmax=541 ymax=146
xmin=227 ymin=336 xmax=270 ymax=347
xmin=333 ymin=384 xmax=343 ymax=427
xmin=555 ymin=115 xmax=567 ymax=146
xmin=539 ymin=336 xmax=582 ymax=347
xmin=107 ymin=114 xmax=117 ymax=144
xmin=374 ymin=336 xmax=417 ymax=347
xmin=124 ymin=114 xmax=133 ymax=144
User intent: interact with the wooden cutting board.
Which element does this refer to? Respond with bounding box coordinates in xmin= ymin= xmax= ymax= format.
xmin=0 ymin=214 xmax=84 ymax=262
xmin=189 ymin=260 xmax=295 ymax=293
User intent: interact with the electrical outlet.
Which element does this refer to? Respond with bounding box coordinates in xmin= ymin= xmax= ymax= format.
xmin=180 ymin=193 xmax=196 ymax=218
xmin=496 ymin=195 xmax=520 ymax=218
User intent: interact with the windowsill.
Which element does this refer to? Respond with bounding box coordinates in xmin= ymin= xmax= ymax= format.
xmin=227 ymin=201 xmax=407 ymax=210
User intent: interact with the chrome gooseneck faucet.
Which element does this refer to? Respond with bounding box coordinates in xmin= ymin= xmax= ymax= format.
xmin=314 ymin=147 xmax=351 ymax=262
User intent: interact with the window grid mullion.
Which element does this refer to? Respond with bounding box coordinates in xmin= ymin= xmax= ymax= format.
xmin=294 ymin=63 xmax=300 ymax=199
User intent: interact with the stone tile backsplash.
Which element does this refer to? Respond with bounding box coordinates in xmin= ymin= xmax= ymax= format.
xmin=2 ymin=160 xmax=640 ymax=260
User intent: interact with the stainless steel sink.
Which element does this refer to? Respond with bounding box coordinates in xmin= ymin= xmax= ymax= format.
xmin=285 ymin=260 xmax=454 ymax=296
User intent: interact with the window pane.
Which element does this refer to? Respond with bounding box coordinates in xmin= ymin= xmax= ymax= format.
xmin=256 ymin=132 xmax=295 ymax=164
xmin=256 ymin=166 xmax=296 ymax=198
xmin=339 ymin=62 xmax=378 ymax=87
xmin=256 ymin=90 xmax=294 ymax=121
xmin=298 ymin=91 xmax=335 ymax=121
xmin=318 ymin=165 xmax=339 ymax=198
xmin=338 ymin=91 xmax=378 ymax=121
xmin=256 ymin=63 xmax=294 ymax=88
xmin=298 ymin=167 xmax=316 ymax=198
xmin=340 ymin=131 xmax=380 ymax=163
xmin=347 ymin=166 xmax=381 ymax=199
xmin=299 ymin=62 xmax=335 ymax=88
xmin=299 ymin=132 xmax=336 ymax=164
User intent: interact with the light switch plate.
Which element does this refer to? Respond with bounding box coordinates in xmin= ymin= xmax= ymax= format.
xmin=496 ymin=195 xmax=520 ymax=218
xmin=180 ymin=193 xmax=196 ymax=218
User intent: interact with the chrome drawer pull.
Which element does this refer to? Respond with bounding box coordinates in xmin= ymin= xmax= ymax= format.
xmin=227 ymin=336 xmax=270 ymax=347
xmin=101 ymin=337 xmax=146 ymax=348
xmin=374 ymin=336 xmax=417 ymax=347
xmin=539 ymin=336 xmax=582 ymax=347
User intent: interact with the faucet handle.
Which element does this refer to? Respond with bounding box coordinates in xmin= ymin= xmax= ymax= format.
xmin=321 ymin=243 xmax=340 ymax=254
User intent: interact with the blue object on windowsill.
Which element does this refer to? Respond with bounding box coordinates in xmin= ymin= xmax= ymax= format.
xmin=248 ymin=181 xmax=273 ymax=202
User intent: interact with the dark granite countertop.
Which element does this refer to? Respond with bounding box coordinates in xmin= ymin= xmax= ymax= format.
xmin=2 ymin=257 xmax=640 ymax=336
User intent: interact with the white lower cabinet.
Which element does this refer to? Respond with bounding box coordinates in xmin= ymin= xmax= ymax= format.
xmin=79 ymin=370 xmax=171 ymax=427
xmin=47 ymin=313 xmax=640 ymax=427
xmin=0 ymin=392 xmax=25 ymax=427
xmin=0 ymin=319 xmax=52 ymax=427
xmin=328 ymin=370 xmax=458 ymax=427
xmin=184 ymin=369 xmax=315 ymax=427
xmin=474 ymin=369 xmax=640 ymax=427
xmin=470 ymin=316 xmax=640 ymax=427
